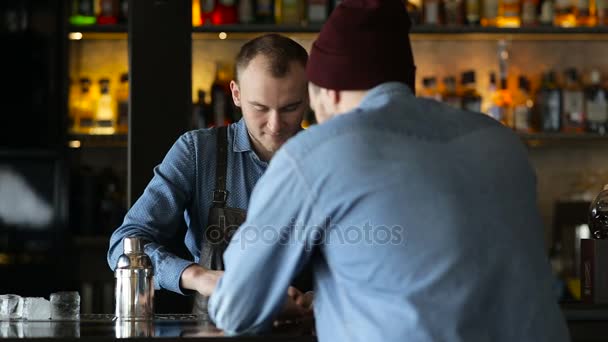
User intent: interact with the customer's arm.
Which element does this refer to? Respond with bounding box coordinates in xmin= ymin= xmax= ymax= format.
xmin=208 ymin=148 xmax=321 ymax=335
xmin=107 ymin=132 xmax=200 ymax=295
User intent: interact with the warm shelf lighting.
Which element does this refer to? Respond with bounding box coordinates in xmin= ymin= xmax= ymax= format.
xmin=69 ymin=32 xmax=83 ymax=40
xmin=219 ymin=32 xmax=228 ymax=40
xmin=68 ymin=140 xmax=81 ymax=149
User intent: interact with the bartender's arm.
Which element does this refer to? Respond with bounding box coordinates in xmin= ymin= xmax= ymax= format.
xmin=208 ymin=148 xmax=320 ymax=335
xmin=108 ymin=132 xmax=207 ymax=295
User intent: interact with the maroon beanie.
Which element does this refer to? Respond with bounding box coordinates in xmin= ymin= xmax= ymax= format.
xmin=306 ymin=0 xmax=416 ymax=92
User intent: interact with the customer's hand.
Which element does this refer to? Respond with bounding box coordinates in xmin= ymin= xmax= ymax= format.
xmin=274 ymin=287 xmax=315 ymax=334
xmin=180 ymin=264 xmax=224 ymax=296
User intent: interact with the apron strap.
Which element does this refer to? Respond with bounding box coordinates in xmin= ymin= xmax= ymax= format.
xmin=212 ymin=126 xmax=228 ymax=208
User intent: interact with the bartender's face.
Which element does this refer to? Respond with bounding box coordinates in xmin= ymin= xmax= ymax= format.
xmin=230 ymin=56 xmax=308 ymax=160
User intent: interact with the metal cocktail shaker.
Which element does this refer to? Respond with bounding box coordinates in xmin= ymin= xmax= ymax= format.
xmin=115 ymin=237 xmax=154 ymax=320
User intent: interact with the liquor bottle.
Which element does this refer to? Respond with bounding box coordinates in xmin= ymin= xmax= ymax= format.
xmin=238 ymin=0 xmax=255 ymax=24
xmin=539 ymin=0 xmax=555 ymax=25
xmin=585 ymin=69 xmax=608 ymax=134
xmin=497 ymin=0 xmax=521 ymax=27
xmin=275 ymin=0 xmax=305 ymax=25
xmin=119 ymin=0 xmax=128 ymax=24
xmin=215 ymin=0 xmax=238 ymax=24
xmin=442 ymin=76 xmax=462 ymax=109
xmin=75 ymin=77 xmax=96 ymax=134
xmin=193 ymin=0 xmax=203 ymax=26
xmin=210 ymin=62 xmax=233 ymax=127
xmin=497 ymin=77 xmax=514 ymax=127
xmin=461 ymin=70 xmax=482 ymax=112
xmin=424 ymin=0 xmax=443 ymax=24
xmin=95 ymin=78 xmax=117 ymax=134
xmin=420 ymin=77 xmax=442 ymax=101
xmin=308 ymin=0 xmax=328 ymax=24
xmin=192 ymin=90 xmax=209 ymax=129
xmin=256 ymin=0 xmax=275 ymax=23
xmin=97 ymin=0 xmax=119 ymax=25
xmin=115 ymin=73 xmax=129 ymax=134
xmin=405 ymin=0 xmax=423 ymax=25
xmin=513 ymin=76 xmax=534 ymax=132
xmin=481 ymin=0 xmax=499 ymax=25
xmin=554 ymin=0 xmax=577 ymax=26
xmin=562 ymin=68 xmax=586 ymax=133
xmin=598 ymin=0 xmax=608 ymax=24
xmin=484 ymin=72 xmax=503 ymax=121
xmin=444 ymin=0 xmax=466 ymax=25
xmin=466 ymin=0 xmax=481 ymax=24
xmin=201 ymin=0 xmax=216 ymax=25
xmin=521 ymin=0 xmax=539 ymax=25
xmin=576 ymin=0 xmax=597 ymax=26
xmin=536 ymin=71 xmax=562 ymax=132
xmin=70 ymin=0 xmax=96 ymax=26
xmin=589 ymin=185 xmax=608 ymax=239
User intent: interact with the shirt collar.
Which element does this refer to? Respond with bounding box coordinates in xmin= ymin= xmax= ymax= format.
xmin=358 ymin=82 xmax=413 ymax=111
xmin=233 ymin=118 xmax=253 ymax=153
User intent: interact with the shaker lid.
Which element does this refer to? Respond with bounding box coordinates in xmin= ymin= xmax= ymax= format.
xmin=124 ymin=237 xmax=144 ymax=254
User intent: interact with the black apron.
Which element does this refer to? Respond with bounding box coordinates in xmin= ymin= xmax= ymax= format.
xmin=192 ymin=126 xmax=313 ymax=317
xmin=193 ymin=126 xmax=246 ymax=317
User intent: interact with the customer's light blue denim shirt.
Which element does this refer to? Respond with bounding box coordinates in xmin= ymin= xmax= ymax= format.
xmin=107 ymin=119 xmax=267 ymax=294
xmin=209 ymin=82 xmax=569 ymax=341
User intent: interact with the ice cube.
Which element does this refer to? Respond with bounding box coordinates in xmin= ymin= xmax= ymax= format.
xmin=23 ymin=297 xmax=50 ymax=321
xmin=0 ymin=294 xmax=23 ymax=320
xmin=50 ymin=292 xmax=80 ymax=321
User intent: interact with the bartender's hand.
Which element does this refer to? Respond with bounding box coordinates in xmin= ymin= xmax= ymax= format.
xmin=180 ymin=264 xmax=224 ymax=297
xmin=274 ymin=287 xmax=315 ymax=334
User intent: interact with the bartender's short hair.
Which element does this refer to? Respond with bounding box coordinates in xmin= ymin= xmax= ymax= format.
xmin=235 ymin=34 xmax=308 ymax=82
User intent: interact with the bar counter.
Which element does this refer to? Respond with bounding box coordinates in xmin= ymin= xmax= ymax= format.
xmin=1 ymin=306 xmax=607 ymax=341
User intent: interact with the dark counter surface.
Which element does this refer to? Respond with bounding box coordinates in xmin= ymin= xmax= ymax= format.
xmin=0 ymin=314 xmax=315 ymax=341
xmin=1 ymin=306 xmax=608 ymax=341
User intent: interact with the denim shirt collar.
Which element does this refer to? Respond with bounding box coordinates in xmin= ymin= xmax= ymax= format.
xmin=233 ymin=119 xmax=253 ymax=153
xmin=357 ymin=82 xmax=414 ymax=112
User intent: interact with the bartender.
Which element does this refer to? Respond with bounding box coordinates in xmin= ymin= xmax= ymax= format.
xmin=107 ymin=33 xmax=312 ymax=317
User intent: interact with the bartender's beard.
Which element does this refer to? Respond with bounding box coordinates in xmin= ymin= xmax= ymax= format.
xmin=248 ymin=130 xmax=288 ymax=161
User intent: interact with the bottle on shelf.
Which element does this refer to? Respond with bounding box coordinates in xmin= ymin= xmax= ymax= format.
xmin=443 ymin=0 xmax=466 ymax=25
xmin=481 ymin=0 xmax=499 ymax=26
xmin=214 ymin=0 xmax=238 ymax=25
xmin=115 ymin=73 xmax=129 ymax=135
xmin=460 ymin=70 xmax=482 ymax=112
xmin=424 ymin=0 xmax=444 ymax=25
xmin=238 ymin=0 xmax=255 ymax=24
xmin=69 ymin=0 xmax=96 ymax=26
xmin=513 ymin=76 xmax=535 ymax=132
xmin=466 ymin=0 xmax=481 ymax=25
xmin=539 ymin=0 xmax=555 ymax=25
xmin=554 ymin=0 xmax=577 ymax=26
xmin=585 ymin=69 xmax=608 ymax=134
xmin=484 ymin=72 xmax=502 ymax=121
xmin=74 ymin=77 xmax=96 ymax=134
xmin=442 ymin=76 xmax=462 ymax=109
xmin=68 ymin=78 xmax=79 ymax=133
xmin=275 ymin=0 xmax=305 ymax=25
xmin=598 ymin=0 xmax=608 ymax=24
xmin=119 ymin=0 xmax=128 ymax=24
xmin=576 ymin=0 xmax=597 ymax=26
xmin=521 ymin=0 xmax=539 ymax=26
xmin=420 ymin=77 xmax=443 ymax=101
xmin=536 ymin=70 xmax=562 ymax=132
xmin=497 ymin=0 xmax=521 ymax=27
xmin=405 ymin=0 xmax=423 ymax=25
xmin=589 ymin=184 xmax=608 ymax=239
xmin=308 ymin=0 xmax=329 ymax=24
xmin=97 ymin=0 xmax=119 ymax=25
xmin=562 ymin=68 xmax=586 ymax=133
xmin=210 ymin=62 xmax=234 ymax=127
xmin=94 ymin=78 xmax=117 ymax=135
xmin=497 ymin=77 xmax=514 ymax=127
xmin=201 ymin=0 xmax=216 ymax=25
xmin=256 ymin=0 xmax=275 ymax=23
xmin=192 ymin=90 xmax=210 ymax=129
xmin=193 ymin=0 xmax=203 ymax=26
